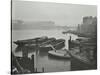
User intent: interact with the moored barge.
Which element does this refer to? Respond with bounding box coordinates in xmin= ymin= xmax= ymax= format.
xmin=14 ymin=36 xmax=65 ymax=51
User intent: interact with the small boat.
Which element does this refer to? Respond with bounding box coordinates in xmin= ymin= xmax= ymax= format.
xmin=48 ymin=49 xmax=71 ymax=58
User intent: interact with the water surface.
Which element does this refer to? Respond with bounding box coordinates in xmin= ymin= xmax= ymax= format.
xmin=12 ymin=30 xmax=78 ymax=72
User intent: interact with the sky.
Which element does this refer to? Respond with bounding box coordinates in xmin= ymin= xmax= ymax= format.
xmin=12 ymin=0 xmax=97 ymax=26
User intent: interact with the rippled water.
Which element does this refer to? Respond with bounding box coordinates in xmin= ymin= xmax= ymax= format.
xmin=12 ymin=30 xmax=78 ymax=72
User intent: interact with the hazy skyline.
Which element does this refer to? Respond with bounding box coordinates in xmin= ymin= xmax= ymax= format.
xmin=12 ymin=0 xmax=97 ymax=26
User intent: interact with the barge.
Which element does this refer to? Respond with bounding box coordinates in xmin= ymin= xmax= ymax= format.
xmin=39 ymin=39 xmax=65 ymax=50
xmin=14 ymin=36 xmax=49 ymax=45
xmin=14 ymin=36 xmax=65 ymax=51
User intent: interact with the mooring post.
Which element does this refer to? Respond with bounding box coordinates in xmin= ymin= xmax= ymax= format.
xmin=35 ymin=39 xmax=39 ymax=73
xmin=68 ymin=36 xmax=72 ymax=50
xmin=31 ymin=54 xmax=35 ymax=72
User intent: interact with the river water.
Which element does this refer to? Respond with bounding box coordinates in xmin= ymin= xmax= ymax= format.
xmin=12 ymin=29 xmax=78 ymax=72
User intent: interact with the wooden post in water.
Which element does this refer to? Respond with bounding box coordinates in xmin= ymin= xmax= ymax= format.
xmin=35 ymin=39 xmax=39 ymax=72
xmin=31 ymin=54 xmax=35 ymax=72
xmin=68 ymin=36 xmax=72 ymax=50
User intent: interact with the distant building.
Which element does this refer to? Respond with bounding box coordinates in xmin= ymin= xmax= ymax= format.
xmin=78 ymin=16 xmax=97 ymax=34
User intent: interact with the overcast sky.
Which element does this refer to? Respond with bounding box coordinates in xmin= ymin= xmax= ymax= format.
xmin=12 ymin=0 xmax=97 ymax=26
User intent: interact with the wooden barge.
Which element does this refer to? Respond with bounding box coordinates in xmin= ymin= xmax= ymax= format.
xmin=14 ymin=36 xmax=65 ymax=51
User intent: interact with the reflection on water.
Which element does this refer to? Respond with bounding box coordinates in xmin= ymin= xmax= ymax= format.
xmin=12 ymin=30 xmax=78 ymax=72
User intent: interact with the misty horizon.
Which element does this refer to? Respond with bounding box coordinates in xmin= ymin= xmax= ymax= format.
xmin=12 ymin=0 xmax=97 ymax=26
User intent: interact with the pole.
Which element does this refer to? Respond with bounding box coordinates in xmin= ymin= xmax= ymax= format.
xmin=35 ymin=39 xmax=39 ymax=72
xmin=68 ymin=36 xmax=72 ymax=50
xmin=31 ymin=54 xmax=35 ymax=72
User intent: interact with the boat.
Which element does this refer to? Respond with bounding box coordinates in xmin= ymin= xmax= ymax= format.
xmin=48 ymin=49 xmax=71 ymax=58
xmin=14 ymin=36 xmax=66 ymax=52
xmin=39 ymin=39 xmax=65 ymax=50
xmin=23 ymin=37 xmax=56 ymax=47
xmin=14 ymin=36 xmax=55 ymax=46
xmin=13 ymin=36 xmax=48 ymax=45
xmin=69 ymin=37 xmax=96 ymax=49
